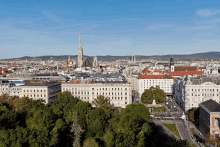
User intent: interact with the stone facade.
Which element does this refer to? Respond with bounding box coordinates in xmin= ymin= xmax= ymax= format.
xmin=77 ymin=34 xmax=83 ymax=68
xmin=175 ymin=75 xmax=220 ymax=112
xmin=199 ymin=99 xmax=220 ymax=138
xmin=22 ymin=82 xmax=61 ymax=104
xmin=62 ymin=83 xmax=132 ymax=108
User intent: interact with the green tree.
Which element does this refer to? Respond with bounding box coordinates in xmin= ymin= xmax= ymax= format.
xmin=58 ymin=91 xmax=72 ymax=99
xmin=86 ymin=108 xmax=110 ymax=138
xmin=92 ymin=95 xmax=112 ymax=112
xmin=73 ymin=101 xmax=91 ymax=130
xmin=26 ymin=107 xmax=59 ymax=146
xmin=83 ymin=138 xmax=99 ymax=147
xmin=141 ymin=86 xmax=166 ymax=103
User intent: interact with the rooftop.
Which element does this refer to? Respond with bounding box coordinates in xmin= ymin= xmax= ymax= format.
xmin=200 ymin=99 xmax=220 ymax=112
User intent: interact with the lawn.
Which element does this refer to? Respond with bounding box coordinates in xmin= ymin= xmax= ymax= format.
xmin=151 ymin=107 xmax=166 ymax=112
xmin=163 ymin=124 xmax=181 ymax=139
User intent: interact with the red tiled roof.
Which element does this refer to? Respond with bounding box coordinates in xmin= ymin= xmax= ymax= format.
xmin=138 ymin=75 xmax=165 ymax=79
xmin=199 ymin=67 xmax=206 ymax=69
xmin=175 ymin=66 xmax=197 ymax=71
xmin=154 ymin=70 xmax=163 ymax=73
xmin=75 ymin=80 xmax=81 ymax=84
xmin=89 ymin=80 xmax=92 ymax=84
xmin=62 ymin=66 xmax=72 ymax=69
xmin=69 ymin=80 xmax=74 ymax=83
xmin=2 ymin=73 xmax=9 ymax=75
xmin=142 ymin=68 xmax=150 ymax=73
xmin=2 ymin=68 xmax=8 ymax=71
xmin=85 ymin=80 xmax=87 ymax=84
xmin=165 ymin=71 xmax=204 ymax=76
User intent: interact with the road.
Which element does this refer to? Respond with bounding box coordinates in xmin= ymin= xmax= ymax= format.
xmin=151 ymin=98 xmax=199 ymax=146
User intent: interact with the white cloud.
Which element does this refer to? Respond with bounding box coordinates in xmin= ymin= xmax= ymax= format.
xmin=196 ymin=9 xmax=220 ymax=17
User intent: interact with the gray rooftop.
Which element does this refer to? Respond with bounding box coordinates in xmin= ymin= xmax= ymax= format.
xmin=200 ymin=99 xmax=220 ymax=112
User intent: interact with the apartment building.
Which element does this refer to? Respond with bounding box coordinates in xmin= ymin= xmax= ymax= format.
xmin=126 ymin=74 xmax=138 ymax=91
xmin=22 ymin=82 xmax=61 ymax=103
xmin=138 ymin=75 xmax=174 ymax=97
xmin=62 ymin=74 xmax=132 ymax=108
xmin=0 ymin=79 xmax=22 ymax=97
xmin=199 ymin=99 xmax=220 ymax=138
xmin=175 ymin=75 xmax=220 ymax=112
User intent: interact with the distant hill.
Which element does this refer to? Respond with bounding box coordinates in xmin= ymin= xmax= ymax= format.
xmin=1 ymin=51 xmax=220 ymax=61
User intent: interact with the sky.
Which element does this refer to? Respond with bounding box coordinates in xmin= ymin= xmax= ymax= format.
xmin=0 ymin=0 xmax=220 ymax=59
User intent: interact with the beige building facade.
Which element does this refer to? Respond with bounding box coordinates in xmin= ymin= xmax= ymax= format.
xmin=22 ymin=82 xmax=61 ymax=104
xmin=62 ymin=82 xmax=132 ymax=108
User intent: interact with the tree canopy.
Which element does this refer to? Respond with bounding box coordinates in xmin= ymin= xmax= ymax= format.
xmin=141 ymin=86 xmax=166 ymax=104
xmin=0 ymin=92 xmax=191 ymax=147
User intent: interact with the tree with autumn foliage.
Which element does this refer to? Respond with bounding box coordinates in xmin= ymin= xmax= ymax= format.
xmin=141 ymin=86 xmax=166 ymax=104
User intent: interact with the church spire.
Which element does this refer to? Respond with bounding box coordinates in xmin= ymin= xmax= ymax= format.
xmin=79 ymin=33 xmax=82 ymax=48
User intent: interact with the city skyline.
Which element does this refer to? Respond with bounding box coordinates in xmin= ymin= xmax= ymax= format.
xmin=1 ymin=0 xmax=220 ymax=59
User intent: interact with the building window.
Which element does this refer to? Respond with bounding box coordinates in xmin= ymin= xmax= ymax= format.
xmin=125 ymin=97 xmax=127 ymax=100
xmin=125 ymin=102 xmax=127 ymax=104
xmin=92 ymin=88 xmax=94 ymax=90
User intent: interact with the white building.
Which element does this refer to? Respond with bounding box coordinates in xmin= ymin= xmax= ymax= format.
xmin=22 ymin=82 xmax=61 ymax=104
xmin=174 ymin=75 xmax=220 ymax=112
xmin=0 ymin=80 xmax=22 ymax=97
xmin=62 ymin=80 xmax=132 ymax=108
xmin=138 ymin=75 xmax=174 ymax=97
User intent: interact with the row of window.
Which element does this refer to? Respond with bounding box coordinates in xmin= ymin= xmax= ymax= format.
xmin=75 ymin=96 xmax=128 ymax=101
xmin=190 ymin=93 xmax=218 ymax=97
xmin=24 ymin=94 xmax=46 ymax=97
xmin=189 ymin=89 xmax=219 ymax=92
xmin=24 ymin=90 xmax=46 ymax=92
xmin=140 ymin=79 xmax=172 ymax=81
xmin=92 ymin=88 xmax=128 ymax=91
xmin=69 ymin=91 xmax=128 ymax=95
xmin=63 ymin=87 xmax=129 ymax=91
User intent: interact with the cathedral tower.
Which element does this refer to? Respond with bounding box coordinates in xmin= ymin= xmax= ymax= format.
xmin=77 ymin=34 xmax=83 ymax=68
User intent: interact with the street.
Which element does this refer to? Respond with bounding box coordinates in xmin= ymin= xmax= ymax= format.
xmin=151 ymin=97 xmax=201 ymax=146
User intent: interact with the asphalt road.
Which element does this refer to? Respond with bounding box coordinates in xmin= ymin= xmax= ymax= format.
xmin=151 ymin=97 xmax=198 ymax=146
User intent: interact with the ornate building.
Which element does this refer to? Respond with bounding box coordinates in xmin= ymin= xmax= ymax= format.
xmin=78 ymin=34 xmax=83 ymax=68
xmin=93 ymin=57 xmax=99 ymax=67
